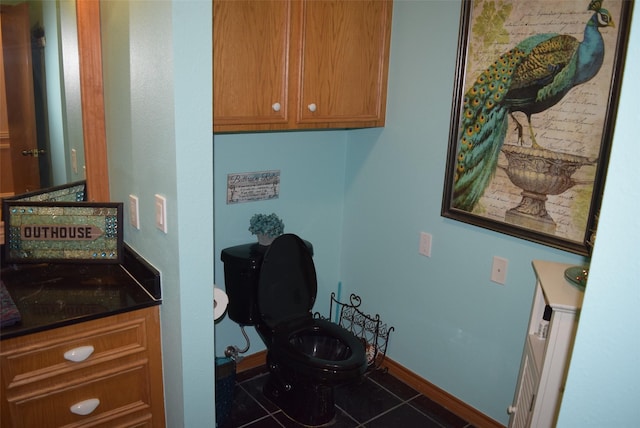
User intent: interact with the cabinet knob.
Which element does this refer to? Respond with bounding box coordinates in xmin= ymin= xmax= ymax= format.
xmin=307 ymin=103 xmax=317 ymax=112
xmin=272 ymin=102 xmax=281 ymax=112
xmin=70 ymin=398 xmax=100 ymax=415
xmin=507 ymin=405 xmax=517 ymax=415
xmin=64 ymin=345 xmax=95 ymax=362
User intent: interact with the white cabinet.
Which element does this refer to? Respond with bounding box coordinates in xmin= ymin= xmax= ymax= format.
xmin=508 ymin=260 xmax=584 ymax=428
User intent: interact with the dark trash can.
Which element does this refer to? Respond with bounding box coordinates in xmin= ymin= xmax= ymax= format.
xmin=215 ymin=357 xmax=236 ymax=427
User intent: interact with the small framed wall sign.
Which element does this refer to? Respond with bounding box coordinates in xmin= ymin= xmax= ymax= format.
xmin=227 ymin=170 xmax=280 ymax=204
xmin=3 ymin=201 xmax=123 ymax=263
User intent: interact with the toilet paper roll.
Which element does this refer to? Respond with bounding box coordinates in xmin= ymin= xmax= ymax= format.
xmin=213 ymin=286 xmax=229 ymax=321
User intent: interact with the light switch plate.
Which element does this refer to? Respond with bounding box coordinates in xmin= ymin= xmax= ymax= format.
xmin=155 ymin=194 xmax=167 ymax=233
xmin=129 ymin=194 xmax=140 ymax=229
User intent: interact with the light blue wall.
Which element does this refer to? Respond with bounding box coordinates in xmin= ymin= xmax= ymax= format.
xmin=213 ymin=131 xmax=348 ymax=355
xmin=211 ymin=1 xmax=603 ymax=425
xmin=58 ymin=0 xmax=85 ymax=184
xmin=41 ymin=0 xmax=66 ymax=184
xmin=41 ymin=0 xmax=84 ymax=185
xmin=557 ymin=2 xmax=640 ymax=426
xmin=99 ymin=0 xmax=638 ymax=426
xmin=341 ymin=1 xmax=586 ymax=423
xmin=101 ymin=1 xmax=214 ymax=426
xmin=210 ymin=1 xmax=570 ymax=424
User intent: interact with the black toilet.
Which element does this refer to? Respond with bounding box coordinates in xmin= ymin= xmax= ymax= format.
xmin=221 ymin=234 xmax=367 ymax=426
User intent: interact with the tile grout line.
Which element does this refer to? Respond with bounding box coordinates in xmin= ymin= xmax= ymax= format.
xmin=359 ymin=400 xmax=409 ymax=426
xmin=365 ymin=376 xmax=448 ymax=428
xmin=236 ymin=414 xmax=281 ymax=428
xmin=367 ymin=374 xmax=423 ymax=404
xmin=335 ymin=403 xmax=367 ymax=426
xmin=236 ymin=371 xmax=464 ymax=428
xmin=237 ymin=381 xmax=287 ymax=428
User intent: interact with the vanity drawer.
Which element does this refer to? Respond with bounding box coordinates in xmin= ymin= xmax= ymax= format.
xmin=1 ymin=314 xmax=148 ymax=389
xmin=7 ymin=362 xmax=150 ymax=428
xmin=1 ymin=307 xmax=165 ymax=428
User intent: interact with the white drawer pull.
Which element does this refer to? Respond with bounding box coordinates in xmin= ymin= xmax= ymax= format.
xmin=307 ymin=103 xmax=317 ymax=112
xmin=64 ymin=345 xmax=95 ymax=362
xmin=70 ymin=398 xmax=100 ymax=415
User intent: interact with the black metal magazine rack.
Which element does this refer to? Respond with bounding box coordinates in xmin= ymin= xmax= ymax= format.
xmin=315 ymin=292 xmax=394 ymax=371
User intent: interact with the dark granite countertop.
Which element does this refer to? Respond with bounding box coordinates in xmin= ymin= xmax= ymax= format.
xmin=0 ymin=244 xmax=161 ymax=340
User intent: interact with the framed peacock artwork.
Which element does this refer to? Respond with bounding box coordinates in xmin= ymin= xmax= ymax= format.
xmin=441 ymin=0 xmax=633 ymax=256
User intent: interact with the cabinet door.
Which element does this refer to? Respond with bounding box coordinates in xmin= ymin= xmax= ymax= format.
xmin=509 ymin=343 xmax=538 ymax=428
xmin=213 ymin=0 xmax=291 ymax=127
xmin=296 ymin=0 xmax=392 ymax=127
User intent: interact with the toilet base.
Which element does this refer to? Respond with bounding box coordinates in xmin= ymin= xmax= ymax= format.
xmin=263 ymin=373 xmax=335 ymax=426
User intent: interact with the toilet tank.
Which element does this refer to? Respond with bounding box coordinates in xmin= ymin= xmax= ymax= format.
xmin=220 ymin=240 xmax=313 ymax=326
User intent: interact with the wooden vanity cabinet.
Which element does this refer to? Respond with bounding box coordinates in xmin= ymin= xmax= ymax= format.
xmin=1 ymin=307 xmax=165 ymax=428
xmin=507 ymin=261 xmax=584 ymax=428
xmin=213 ymin=0 xmax=392 ymax=132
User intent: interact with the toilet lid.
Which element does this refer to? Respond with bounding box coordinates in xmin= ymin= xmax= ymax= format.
xmin=258 ymin=234 xmax=317 ymax=328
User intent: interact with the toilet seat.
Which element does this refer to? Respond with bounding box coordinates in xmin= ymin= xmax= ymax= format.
xmin=258 ymin=234 xmax=317 ymax=328
xmin=272 ymin=317 xmax=366 ymax=379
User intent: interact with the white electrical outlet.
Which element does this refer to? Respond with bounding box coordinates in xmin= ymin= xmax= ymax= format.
xmin=128 ymin=195 xmax=140 ymax=229
xmin=491 ymin=256 xmax=508 ymax=285
xmin=419 ymin=232 xmax=432 ymax=257
xmin=155 ymin=194 xmax=168 ymax=233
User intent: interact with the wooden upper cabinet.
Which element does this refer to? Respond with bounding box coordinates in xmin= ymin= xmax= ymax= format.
xmin=296 ymin=0 xmax=391 ymax=127
xmin=213 ymin=0 xmax=392 ymax=133
xmin=213 ymin=0 xmax=291 ymax=127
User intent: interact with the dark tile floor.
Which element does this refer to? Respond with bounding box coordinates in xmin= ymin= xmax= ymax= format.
xmin=218 ymin=366 xmax=477 ymax=428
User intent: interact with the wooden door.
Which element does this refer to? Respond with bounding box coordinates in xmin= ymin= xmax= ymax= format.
xmin=295 ymin=0 xmax=392 ymax=126
xmin=0 ymin=3 xmax=41 ymax=196
xmin=0 ymin=18 xmax=14 ymax=199
xmin=213 ymin=0 xmax=292 ymax=128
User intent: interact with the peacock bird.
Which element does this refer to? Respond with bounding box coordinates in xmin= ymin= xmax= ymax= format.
xmin=452 ymin=0 xmax=615 ymax=211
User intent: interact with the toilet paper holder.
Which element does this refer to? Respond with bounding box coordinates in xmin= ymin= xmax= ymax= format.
xmin=212 ymin=285 xmax=250 ymax=360
xmin=213 ymin=286 xmax=229 ymax=321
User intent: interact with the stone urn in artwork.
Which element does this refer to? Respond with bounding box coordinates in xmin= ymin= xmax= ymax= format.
xmin=499 ymin=145 xmax=595 ymax=234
